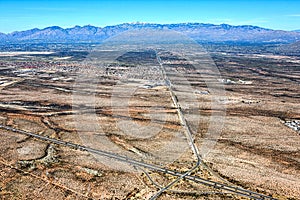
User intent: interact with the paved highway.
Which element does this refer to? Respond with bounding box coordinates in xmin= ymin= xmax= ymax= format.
xmin=0 ymin=124 xmax=276 ymax=200
xmin=151 ymin=51 xmax=202 ymax=199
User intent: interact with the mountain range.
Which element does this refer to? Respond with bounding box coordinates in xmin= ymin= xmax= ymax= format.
xmin=1 ymin=23 xmax=300 ymax=43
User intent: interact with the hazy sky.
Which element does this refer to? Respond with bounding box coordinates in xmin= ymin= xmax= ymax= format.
xmin=1 ymin=0 xmax=300 ymax=33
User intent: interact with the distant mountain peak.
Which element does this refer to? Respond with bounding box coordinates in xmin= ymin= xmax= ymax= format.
xmin=43 ymin=26 xmax=63 ymax=30
xmin=1 ymin=22 xmax=299 ymax=43
xmin=128 ymin=21 xmax=149 ymax=25
xmin=83 ymin=24 xmax=96 ymax=28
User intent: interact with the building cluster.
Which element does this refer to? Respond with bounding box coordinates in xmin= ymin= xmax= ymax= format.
xmin=285 ymin=120 xmax=300 ymax=133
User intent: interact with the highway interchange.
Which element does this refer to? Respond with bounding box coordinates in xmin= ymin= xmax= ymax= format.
xmin=0 ymin=123 xmax=276 ymax=200
xmin=0 ymin=49 xmax=282 ymax=199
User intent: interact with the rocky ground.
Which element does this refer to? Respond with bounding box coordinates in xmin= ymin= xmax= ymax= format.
xmin=0 ymin=49 xmax=299 ymax=199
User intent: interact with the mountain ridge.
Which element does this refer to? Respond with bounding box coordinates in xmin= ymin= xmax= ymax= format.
xmin=1 ymin=22 xmax=299 ymax=43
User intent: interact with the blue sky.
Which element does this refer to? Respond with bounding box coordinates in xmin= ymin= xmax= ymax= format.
xmin=0 ymin=0 xmax=300 ymax=33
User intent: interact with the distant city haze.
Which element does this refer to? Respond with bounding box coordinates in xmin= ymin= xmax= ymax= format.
xmin=0 ymin=0 xmax=300 ymax=33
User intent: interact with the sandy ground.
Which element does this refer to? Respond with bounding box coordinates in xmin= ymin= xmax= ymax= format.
xmin=0 ymin=50 xmax=299 ymax=199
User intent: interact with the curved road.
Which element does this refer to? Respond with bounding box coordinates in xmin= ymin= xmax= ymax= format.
xmin=0 ymin=124 xmax=276 ymax=200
